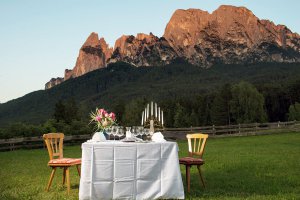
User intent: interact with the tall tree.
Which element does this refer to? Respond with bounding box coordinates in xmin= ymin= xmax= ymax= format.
xmin=64 ymin=99 xmax=80 ymax=124
xmin=197 ymin=95 xmax=213 ymax=126
xmin=189 ymin=109 xmax=199 ymax=127
xmin=53 ymin=100 xmax=66 ymax=122
xmin=211 ymin=83 xmax=232 ymax=125
xmin=288 ymin=102 xmax=300 ymax=121
xmin=122 ymin=98 xmax=147 ymax=126
xmin=230 ymin=81 xmax=267 ymax=123
xmin=53 ymin=99 xmax=80 ymax=124
xmin=262 ymin=85 xmax=290 ymax=122
xmin=160 ymin=99 xmax=176 ymax=127
xmin=111 ymin=100 xmax=125 ymax=124
xmin=173 ymin=102 xmax=193 ymax=127
xmin=173 ymin=103 xmax=186 ymax=128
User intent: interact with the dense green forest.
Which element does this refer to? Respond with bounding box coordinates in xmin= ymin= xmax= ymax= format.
xmin=1 ymin=61 xmax=300 ymax=138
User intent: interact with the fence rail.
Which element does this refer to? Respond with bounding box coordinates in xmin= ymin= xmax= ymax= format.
xmin=0 ymin=134 xmax=92 ymax=151
xmin=1 ymin=121 xmax=300 ymax=151
xmin=162 ymin=121 xmax=300 ymax=140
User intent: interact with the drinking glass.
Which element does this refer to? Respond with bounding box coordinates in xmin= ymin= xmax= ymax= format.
xmin=117 ymin=127 xmax=124 ymax=140
xmin=111 ymin=126 xmax=118 ymax=140
xmin=132 ymin=126 xmax=139 ymax=138
xmin=137 ymin=126 xmax=144 ymax=138
xmin=144 ymin=128 xmax=150 ymax=140
xmin=106 ymin=127 xmax=112 ymax=140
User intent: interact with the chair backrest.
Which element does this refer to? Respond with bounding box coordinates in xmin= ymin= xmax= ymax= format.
xmin=186 ymin=133 xmax=208 ymax=158
xmin=43 ymin=133 xmax=64 ymax=160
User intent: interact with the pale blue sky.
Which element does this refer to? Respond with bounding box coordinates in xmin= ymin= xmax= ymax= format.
xmin=0 ymin=0 xmax=299 ymax=103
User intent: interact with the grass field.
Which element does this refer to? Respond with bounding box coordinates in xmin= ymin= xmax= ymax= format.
xmin=0 ymin=133 xmax=299 ymax=200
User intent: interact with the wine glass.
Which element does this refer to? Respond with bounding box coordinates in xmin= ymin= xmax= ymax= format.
xmin=144 ymin=128 xmax=150 ymax=140
xmin=117 ymin=127 xmax=124 ymax=140
xmin=137 ymin=126 xmax=144 ymax=139
xmin=106 ymin=127 xmax=112 ymax=140
xmin=132 ymin=126 xmax=138 ymax=138
xmin=111 ymin=126 xmax=118 ymax=140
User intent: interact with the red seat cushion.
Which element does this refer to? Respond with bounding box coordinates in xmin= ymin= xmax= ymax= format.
xmin=179 ymin=157 xmax=204 ymax=165
xmin=48 ymin=158 xmax=81 ymax=166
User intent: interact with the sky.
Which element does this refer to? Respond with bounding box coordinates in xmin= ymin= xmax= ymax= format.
xmin=0 ymin=0 xmax=299 ymax=103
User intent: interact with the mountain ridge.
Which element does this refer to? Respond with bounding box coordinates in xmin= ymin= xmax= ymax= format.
xmin=45 ymin=5 xmax=300 ymax=88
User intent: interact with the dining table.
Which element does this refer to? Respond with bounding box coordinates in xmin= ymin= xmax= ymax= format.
xmin=79 ymin=140 xmax=185 ymax=200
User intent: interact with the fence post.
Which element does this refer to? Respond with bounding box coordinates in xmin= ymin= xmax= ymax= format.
xmin=238 ymin=124 xmax=241 ymax=134
xmin=10 ymin=141 xmax=14 ymax=151
xmin=212 ymin=125 xmax=216 ymax=135
xmin=255 ymin=122 xmax=258 ymax=133
xmin=278 ymin=121 xmax=280 ymax=128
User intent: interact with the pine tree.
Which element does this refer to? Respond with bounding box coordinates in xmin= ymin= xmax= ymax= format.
xmin=53 ymin=100 xmax=66 ymax=122
xmin=211 ymin=84 xmax=232 ymax=125
xmin=288 ymin=102 xmax=300 ymax=121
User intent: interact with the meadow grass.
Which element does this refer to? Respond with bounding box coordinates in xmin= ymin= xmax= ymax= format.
xmin=0 ymin=132 xmax=299 ymax=199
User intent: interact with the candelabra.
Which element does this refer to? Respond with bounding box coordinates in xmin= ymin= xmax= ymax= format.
xmin=141 ymin=102 xmax=164 ymax=133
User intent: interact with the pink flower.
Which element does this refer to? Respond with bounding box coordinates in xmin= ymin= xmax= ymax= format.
xmin=109 ymin=112 xmax=116 ymax=121
xmin=98 ymin=108 xmax=105 ymax=115
xmin=105 ymin=113 xmax=109 ymax=117
xmin=95 ymin=115 xmax=102 ymax=122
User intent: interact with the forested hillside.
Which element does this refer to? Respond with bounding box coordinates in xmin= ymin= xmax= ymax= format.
xmin=1 ymin=61 xmax=300 ymax=138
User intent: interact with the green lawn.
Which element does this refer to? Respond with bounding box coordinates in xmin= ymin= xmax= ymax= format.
xmin=0 ymin=133 xmax=299 ymax=200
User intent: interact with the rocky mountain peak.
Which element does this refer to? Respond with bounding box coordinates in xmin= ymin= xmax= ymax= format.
xmin=83 ymin=32 xmax=100 ymax=47
xmin=163 ymin=5 xmax=300 ymax=66
xmin=136 ymin=33 xmax=157 ymax=43
xmin=45 ymin=77 xmax=64 ymax=89
xmin=109 ymin=33 xmax=177 ymax=66
xmin=99 ymin=37 xmax=113 ymax=60
xmin=66 ymin=33 xmax=113 ymax=81
xmin=45 ymin=5 xmax=300 ymax=89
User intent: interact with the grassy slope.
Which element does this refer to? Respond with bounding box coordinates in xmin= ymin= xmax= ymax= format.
xmin=0 ymin=133 xmax=299 ymax=199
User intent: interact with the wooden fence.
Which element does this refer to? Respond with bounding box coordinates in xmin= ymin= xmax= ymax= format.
xmin=1 ymin=121 xmax=299 ymax=151
xmin=162 ymin=121 xmax=300 ymax=140
xmin=0 ymin=134 xmax=92 ymax=151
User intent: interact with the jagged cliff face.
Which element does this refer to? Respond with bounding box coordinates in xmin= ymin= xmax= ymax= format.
xmin=163 ymin=5 xmax=300 ymax=66
xmin=45 ymin=32 xmax=113 ymax=89
xmin=109 ymin=33 xmax=178 ymax=66
xmin=45 ymin=77 xmax=64 ymax=89
xmin=45 ymin=5 xmax=300 ymax=89
xmin=70 ymin=32 xmax=113 ymax=79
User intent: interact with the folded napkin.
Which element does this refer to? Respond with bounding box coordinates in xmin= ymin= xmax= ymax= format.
xmin=91 ymin=132 xmax=107 ymax=142
xmin=151 ymin=132 xmax=166 ymax=142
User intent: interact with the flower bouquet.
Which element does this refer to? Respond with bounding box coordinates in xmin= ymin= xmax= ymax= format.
xmin=90 ymin=108 xmax=116 ymax=140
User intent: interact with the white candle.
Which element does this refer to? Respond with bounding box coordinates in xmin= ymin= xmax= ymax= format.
xmin=144 ymin=108 xmax=147 ymax=122
xmin=155 ymin=103 xmax=157 ymax=118
xmin=147 ymin=104 xmax=149 ymax=118
xmin=141 ymin=111 xmax=144 ymax=125
xmin=162 ymin=110 xmax=164 ymax=126
xmin=151 ymin=102 xmax=153 ymax=116
xmin=158 ymin=107 xmax=160 ymax=121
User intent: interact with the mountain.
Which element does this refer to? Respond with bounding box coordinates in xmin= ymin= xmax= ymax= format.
xmin=2 ymin=61 xmax=300 ymax=126
xmin=164 ymin=5 xmax=300 ymax=66
xmin=68 ymin=33 xmax=113 ymax=80
xmin=45 ymin=5 xmax=300 ymax=89
xmin=108 ymin=33 xmax=178 ymax=67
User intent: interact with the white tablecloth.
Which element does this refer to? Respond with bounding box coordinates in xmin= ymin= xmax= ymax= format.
xmin=79 ymin=141 xmax=184 ymax=200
